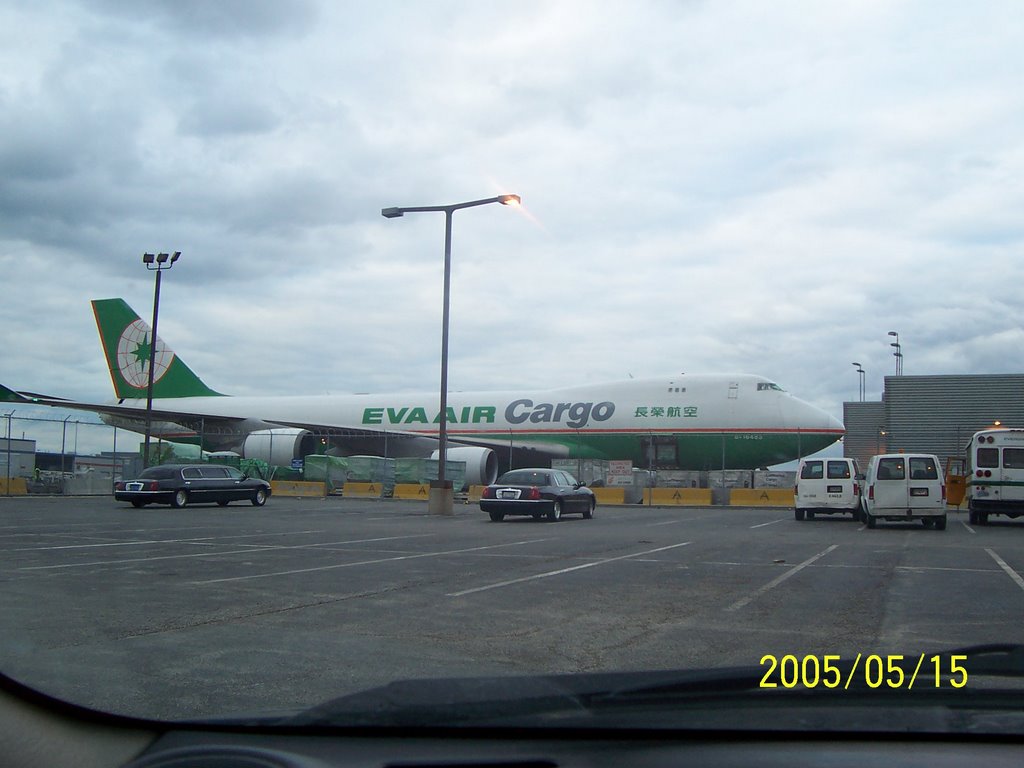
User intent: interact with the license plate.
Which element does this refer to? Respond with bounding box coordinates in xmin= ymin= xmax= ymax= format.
xmin=910 ymin=488 xmax=929 ymax=497
xmin=127 ymin=482 xmax=144 ymax=491
xmin=827 ymin=485 xmax=842 ymax=493
xmin=499 ymin=489 xmax=519 ymax=499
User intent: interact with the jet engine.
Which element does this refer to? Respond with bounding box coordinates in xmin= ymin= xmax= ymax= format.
xmin=430 ymin=446 xmax=499 ymax=488
xmin=242 ymin=428 xmax=317 ymax=467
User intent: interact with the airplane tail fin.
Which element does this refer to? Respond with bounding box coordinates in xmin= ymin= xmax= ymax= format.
xmin=91 ymin=298 xmax=224 ymax=399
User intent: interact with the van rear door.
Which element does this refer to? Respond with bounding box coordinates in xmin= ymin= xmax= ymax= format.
xmin=872 ymin=457 xmax=907 ymax=512
xmin=906 ymin=456 xmax=942 ymax=511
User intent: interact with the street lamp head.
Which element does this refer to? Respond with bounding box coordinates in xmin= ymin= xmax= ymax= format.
xmin=170 ymin=251 xmax=181 ymax=264
xmin=156 ymin=252 xmax=170 ymax=264
xmin=498 ymin=194 xmax=521 ymax=206
xmin=888 ymin=331 xmax=898 ymax=337
xmin=381 ymin=207 xmax=404 ymax=219
xmin=142 ymin=253 xmax=155 ymax=264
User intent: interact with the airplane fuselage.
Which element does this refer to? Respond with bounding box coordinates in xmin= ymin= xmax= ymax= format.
xmin=108 ymin=373 xmax=843 ymax=470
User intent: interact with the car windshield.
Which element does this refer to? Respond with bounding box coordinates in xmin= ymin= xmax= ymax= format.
xmin=4 ymin=0 xmax=1024 ymax=742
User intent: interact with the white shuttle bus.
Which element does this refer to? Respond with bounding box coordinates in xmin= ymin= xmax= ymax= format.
xmin=966 ymin=428 xmax=1024 ymax=525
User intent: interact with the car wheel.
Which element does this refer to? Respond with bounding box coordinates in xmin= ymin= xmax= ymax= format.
xmin=969 ymin=509 xmax=978 ymax=525
xmin=251 ymin=488 xmax=267 ymax=506
xmin=171 ymin=489 xmax=188 ymax=509
xmin=547 ymin=500 xmax=562 ymax=522
xmin=131 ymin=500 xmax=145 ymax=508
xmin=806 ymin=510 xmax=815 ymax=520
xmin=583 ymin=498 xmax=595 ymax=519
xmin=217 ymin=500 xmax=230 ymax=506
xmin=794 ymin=508 xmax=805 ymax=521
xmin=936 ymin=514 xmax=947 ymax=531
xmin=866 ymin=513 xmax=876 ymax=529
xmin=488 ymin=511 xmax=505 ymax=522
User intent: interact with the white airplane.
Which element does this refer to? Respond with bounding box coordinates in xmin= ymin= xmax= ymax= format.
xmin=0 ymin=298 xmax=844 ymax=485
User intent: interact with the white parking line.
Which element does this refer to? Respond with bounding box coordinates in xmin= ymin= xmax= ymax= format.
xmin=18 ymin=534 xmax=437 ymax=572
xmin=10 ymin=530 xmax=328 ymax=552
xmin=986 ymin=548 xmax=1024 ymax=593
xmin=750 ymin=518 xmax=785 ymax=529
xmin=447 ymin=541 xmax=693 ymax=597
xmin=193 ymin=538 xmax=551 ymax=585
xmin=726 ymin=544 xmax=839 ymax=611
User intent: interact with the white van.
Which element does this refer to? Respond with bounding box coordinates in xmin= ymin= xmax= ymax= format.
xmin=861 ymin=453 xmax=946 ymax=530
xmin=794 ymin=457 xmax=862 ymax=521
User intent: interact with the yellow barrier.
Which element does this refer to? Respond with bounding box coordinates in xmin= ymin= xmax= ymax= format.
xmin=466 ymin=485 xmax=484 ymax=502
xmin=644 ymin=487 xmax=713 ymax=506
xmin=729 ymin=488 xmax=794 ymax=507
xmin=593 ymin=487 xmax=627 ymax=505
xmin=393 ymin=483 xmax=431 ymax=500
xmin=0 ymin=477 xmax=28 ymax=495
xmin=343 ymin=482 xmax=383 ymax=499
xmin=270 ymin=480 xmax=326 ymax=498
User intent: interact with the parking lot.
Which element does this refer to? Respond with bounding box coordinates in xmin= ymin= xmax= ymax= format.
xmin=3 ymin=494 xmax=1024 ymax=720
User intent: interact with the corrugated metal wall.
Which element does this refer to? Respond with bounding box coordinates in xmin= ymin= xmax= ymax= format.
xmin=843 ymin=401 xmax=885 ymax=469
xmin=844 ymin=374 xmax=1024 ymax=466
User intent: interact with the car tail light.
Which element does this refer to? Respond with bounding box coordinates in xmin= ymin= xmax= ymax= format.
xmin=115 ymin=482 xmax=125 ymax=491
xmin=868 ymin=485 xmax=874 ymax=501
xmin=527 ymin=487 xmax=541 ymax=500
xmin=942 ymin=484 xmax=947 ymax=501
xmin=482 ymin=487 xmax=495 ymax=499
xmin=146 ymin=481 xmax=159 ymax=490
xmin=853 ymin=482 xmax=860 ymax=496
xmin=793 ymin=484 xmax=799 ymax=494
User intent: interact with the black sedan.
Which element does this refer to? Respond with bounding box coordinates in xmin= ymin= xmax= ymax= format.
xmin=480 ymin=468 xmax=595 ymax=522
xmin=114 ymin=463 xmax=271 ymax=508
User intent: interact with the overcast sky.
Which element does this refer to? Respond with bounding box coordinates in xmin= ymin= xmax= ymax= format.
xmin=3 ymin=0 xmax=1023 ymax=453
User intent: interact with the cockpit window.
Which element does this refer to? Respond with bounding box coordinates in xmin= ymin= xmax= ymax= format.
xmin=757 ymin=382 xmax=785 ymax=392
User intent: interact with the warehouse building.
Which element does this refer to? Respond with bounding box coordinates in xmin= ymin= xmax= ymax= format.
xmin=843 ymin=374 xmax=1024 ymax=469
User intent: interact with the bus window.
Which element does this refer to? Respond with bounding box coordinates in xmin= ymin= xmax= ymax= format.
xmin=977 ymin=447 xmax=999 ymax=468
xmin=1004 ymin=448 xmax=1024 ymax=469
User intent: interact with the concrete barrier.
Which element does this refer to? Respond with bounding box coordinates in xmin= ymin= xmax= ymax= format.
xmin=270 ymin=480 xmax=326 ymax=498
xmin=393 ymin=483 xmax=430 ymax=500
xmin=466 ymin=485 xmax=484 ymax=502
xmin=593 ymin=487 xmax=627 ymax=505
xmin=0 ymin=477 xmax=28 ymax=495
xmin=643 ymin=487 xmax=713 ymax=506
xmin=729 ymin=488 xmax=794 ymax=507
xmin=343 ymin=482 xmax=383 ymax=499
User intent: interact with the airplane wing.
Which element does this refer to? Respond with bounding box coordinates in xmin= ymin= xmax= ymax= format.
xmin=0 ymin=383 xmax=444 ymax=445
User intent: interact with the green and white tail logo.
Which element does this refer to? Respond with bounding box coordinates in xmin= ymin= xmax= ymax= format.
xmin=116 ymin=319 xmax=175 ymax=388
xmin=92 ymin=298 xmax=223 ymax=399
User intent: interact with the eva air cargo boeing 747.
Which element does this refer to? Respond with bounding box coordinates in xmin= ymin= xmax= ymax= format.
xmin=1 ymin=299 xmax=844 ymax=485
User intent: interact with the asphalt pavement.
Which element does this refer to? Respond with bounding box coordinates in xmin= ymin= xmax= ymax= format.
xmin=2 ymin=494 xmax=1023 ymax=720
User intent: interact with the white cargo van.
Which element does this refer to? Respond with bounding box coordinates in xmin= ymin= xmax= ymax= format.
xmin=861 ymin=453 xmax=946 ymax=530
xmin=794 ymin=457 xmax=862 ymax=521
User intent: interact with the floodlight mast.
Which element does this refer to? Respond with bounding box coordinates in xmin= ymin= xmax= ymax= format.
xmin=141 ymin=251 xmax=181 ymax=468
xmin=381 ymin=195 xmax=520 ymax=515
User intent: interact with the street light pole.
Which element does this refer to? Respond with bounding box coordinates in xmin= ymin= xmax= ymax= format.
xmin=852 ymin=362 xmax=865 ymax=402
xmin=142 ymin=251 xmax=180 ymax=468
xmin=382 ymin=195 xmax=520 ymax=515
xmin=887 ymin=330 xmax=902 ymax=376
